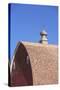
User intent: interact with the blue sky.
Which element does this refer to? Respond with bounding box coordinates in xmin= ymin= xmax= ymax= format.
xmin=9 ymin=3 xmax=58 ymax=60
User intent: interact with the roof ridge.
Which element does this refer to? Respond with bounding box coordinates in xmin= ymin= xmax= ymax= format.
xmin=20 ymin=41 xmax=57 ymax=48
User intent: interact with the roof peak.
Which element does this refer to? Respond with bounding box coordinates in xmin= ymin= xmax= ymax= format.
xmin=16 ymin=41 xmax=57 ymax=48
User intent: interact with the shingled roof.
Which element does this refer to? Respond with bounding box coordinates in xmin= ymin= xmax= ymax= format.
xmin=10 ymin=41 xmax=58 ymax=86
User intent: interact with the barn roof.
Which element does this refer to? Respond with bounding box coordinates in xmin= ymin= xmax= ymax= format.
xmin=10 ymin=41 xmax=58 ymax=86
